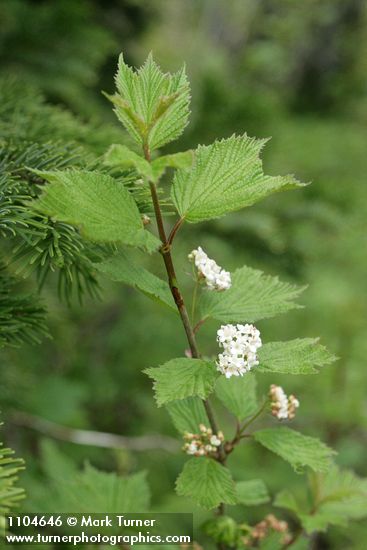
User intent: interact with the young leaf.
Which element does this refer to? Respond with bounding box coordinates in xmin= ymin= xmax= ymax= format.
xmin=166 ymin=397 xmax=208 ymax=434
xmin=236 ymin=479 xmax=270 ymax=506
xmin=176 ymin=457 xmax=238 ymax=509
xmin=273 ymin=489 xmax=302 ymax=515
xmin=145 ymin=358 xmax=218 ymax=406
xmin=95 ymin=252 xmax=175 ymax=311
xmin=199 ymin=265 xmax=304 ymax=323
xmin=105 ymin=145 xmax=194 ymax=183
xmin=171 ymin=135 xmax=304 ymax=223
xmin=254 ymin=427 xmax=336 ymax=473
xmin=32 ymin=169 xmax=159 ymax=252
xmin=257 ymin=338 xmax=336 ymax=375
xmin=108 ymin=53 xmax=190 ymax=150
xmin=151 ymin=150 xmax=194 ymax=179
xmin=215 ymin=374 xmax=257 ymax=420
xmin=104 ymin=144 xmax=153 ymax=180
xmin=202 ymin=516 xmax=241 ymax=547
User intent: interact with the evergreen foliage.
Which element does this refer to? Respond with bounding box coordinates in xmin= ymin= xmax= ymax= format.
xmin=0 ymin=433 xmax=25 ymax=532
xmin=0 ymin=267 xmax=47 ymax=347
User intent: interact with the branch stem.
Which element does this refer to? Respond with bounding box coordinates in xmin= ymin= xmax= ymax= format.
xmin=239 ymin=400 xmax=268 ymax=433
xmin=191 ymin=277 xmax=199 ymax=323
xmin=144 ymin=144 xmax=230 ymax=550
xmin=227 ymin=401 xmax=267 ymax=453
xmin=10 ymin=410 xmax=178 ymax=453
xmin=144 ymin=145 xmax=224 ymax=460
xmin=168 ymin=217 xmax=184 ymax=245
xmin=193 ymin=316 xmax=209 ymax=334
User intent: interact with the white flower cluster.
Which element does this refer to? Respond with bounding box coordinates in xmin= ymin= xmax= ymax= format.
xmin=269 ymin=385 xmax=300 ymax=420
xmin=188 ymin=246 xmax=231 ymax=291
xmin=183 ymin=424 xmax=224 ymax=457
xmin=216 ymin=323 xmax=262 ymax=378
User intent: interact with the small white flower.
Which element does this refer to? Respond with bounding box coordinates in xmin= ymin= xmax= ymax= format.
xmin=216 ymin=271 xmax=231 ymax=290
xmin=187 ymin=442 xmax=198 ymax=454
xmin=188 ymin=247 xmax=232 ymax=291
xmin=228 ymin=340 xmax=246 ymax=356
xmin=216 ymin=323 xmax=262 ymax=378
xmin=217 ymin=324 xmax=237 ymax=343
xmin=210 ymin=435 xmax=221 ymax=447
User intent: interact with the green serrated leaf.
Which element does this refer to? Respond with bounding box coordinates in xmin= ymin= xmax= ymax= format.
xmin=236 ymin=479 xmax=270 ymax=506
xmin=166 ymin=397 xmax=208 ymax=434
xmin=273 ymin=489 xmax=302 ymax=515
xmin=109 ymin=53 xmax=190 ymax=150
xmin=257 ymin=338 xmax=336 ymax=375
xmin=33 ymin=170 xmax=159 ymax=252
xmin=95 ymin=252 xmax=175 ymax=311
xmin=199 ymin=265 xmax=304 ymax=323
xmin=301 ymin=468 xmax=367 ymax=534
xmin=33 ymin=442 xmax=150 ymax=514
xmin=79 ymin=464 xmax=150 ymax=513
xmin=171 ymin=135 xmax=305 ymax=223
xmin=104 ymin=146 xmax=194 ymax=185
xmin=254 ymin=427 xmax=336 ymax=473
xmin=104 ymin=144 xmax=153 ymax=180
xmin=145 ymin=358 xmax=218 ymax=406
xmin=275 ymin=469 xmax=367 ymax=534
xmin=176 ymin=457 xmax=238 ymax=509
xmin=151 ymin=150 xmax=194 ymax=179
xmin=215 ymin=374 xmax=257 ymax=420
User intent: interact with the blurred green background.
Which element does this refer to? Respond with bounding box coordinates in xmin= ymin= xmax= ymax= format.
xmin=1 ymin=0 xmax=366 ymax=548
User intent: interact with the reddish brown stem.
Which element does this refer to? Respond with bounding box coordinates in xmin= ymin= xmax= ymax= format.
xmin=193 ymin=316 xmax=208 ymax=334
xmin=168 ymin=216 xmax=184 ymax=245
xmin=144 ymin=144 xmax=224 ymax=460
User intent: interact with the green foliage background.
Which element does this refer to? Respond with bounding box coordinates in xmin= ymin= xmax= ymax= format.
xmin=0 ymin=0 xmax=366 ymax=548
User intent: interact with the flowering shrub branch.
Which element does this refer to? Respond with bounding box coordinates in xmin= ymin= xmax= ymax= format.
xmin=30 ymin=52 xmax=367 ymax=549
xmin=143 ymin=141 xmax=226 ymax=463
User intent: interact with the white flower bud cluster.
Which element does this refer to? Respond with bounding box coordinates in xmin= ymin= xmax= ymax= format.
xmin=188 ymin=246 xmax=231 ymax=291
xmin=216 ymin=323 xmax=262 ymax=378
xmin=269 ymin=385 xmax=300 ymax=420
xmin=182 ymin=424 xmax=224 ymax=457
